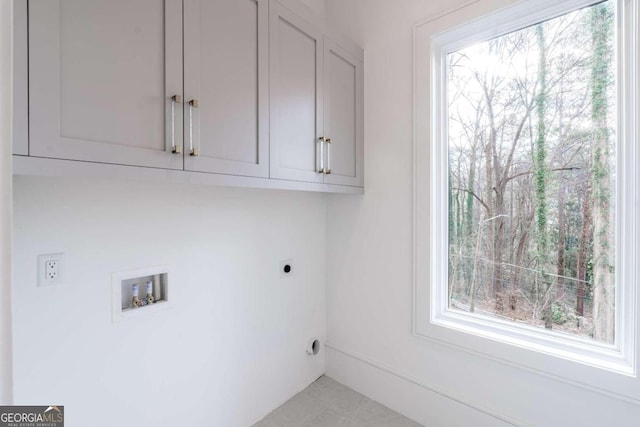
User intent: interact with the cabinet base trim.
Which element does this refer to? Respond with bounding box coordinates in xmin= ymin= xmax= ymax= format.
xmin=12 ymin=156 xmax=364 ymax=194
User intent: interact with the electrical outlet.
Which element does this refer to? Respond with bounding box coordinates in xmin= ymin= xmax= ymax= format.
xmin=45 ymin=260 xmax=58 ymax=280
xmin=280 ymin=259 xmax=294 ymax=278
xmin=38 ymin=253 xmax=65 ymax=287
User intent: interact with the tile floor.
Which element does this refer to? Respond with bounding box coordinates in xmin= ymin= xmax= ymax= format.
xmin=253 ymin=376 xmax=423 ymax=427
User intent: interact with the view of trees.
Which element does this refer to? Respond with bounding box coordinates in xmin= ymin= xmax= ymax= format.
xmin=447 ymin=1 xmax=616 ymax=343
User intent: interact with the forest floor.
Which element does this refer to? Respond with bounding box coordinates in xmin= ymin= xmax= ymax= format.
xmin=451 ymin=296 xmax=597 ymax=341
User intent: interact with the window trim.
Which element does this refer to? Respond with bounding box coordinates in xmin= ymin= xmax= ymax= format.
xmin=414 ymin=0 xmax=640 ymax=401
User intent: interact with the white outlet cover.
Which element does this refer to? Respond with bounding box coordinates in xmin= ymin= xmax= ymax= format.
xmin=38 ymin=253 xmax=65 ymax=287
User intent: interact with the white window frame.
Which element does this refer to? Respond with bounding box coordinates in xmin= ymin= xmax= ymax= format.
xmin=414 ymin=0 xmax=640 ymax=400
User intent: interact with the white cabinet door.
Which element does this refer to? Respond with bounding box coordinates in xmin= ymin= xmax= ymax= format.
xmin=183 ymin=0 xmax=268 ymax=177
xmin=323 ymin=38 xmax=364 ymax=187
xmin=269 ymin=1 xmax=324 ymax=183
xmin=29 ymin=0 xmax=183 ymax=170
xmin=12 ymin=0 xmax=28 ymax=156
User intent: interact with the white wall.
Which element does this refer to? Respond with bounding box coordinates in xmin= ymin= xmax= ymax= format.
xmin=12 ymin=176 xmax=326 ymax=427
xmin=323 ymin=0 xmax=640 ymax=425
xmin=0 ymin=0 xmax=13 ymax=406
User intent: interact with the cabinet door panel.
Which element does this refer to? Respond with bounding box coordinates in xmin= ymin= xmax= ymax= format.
xmin=29 ymin=0 xmax=183 ymax=170
xmin=13 ymin=1 xmax=28 ymax=155
xmin=183 ymin=0 xmax=268 ymax=177
xmin=269 ymin=2 xmax=324 ymax=183
xmin=324 ymin=38 xmax=363 ymax=187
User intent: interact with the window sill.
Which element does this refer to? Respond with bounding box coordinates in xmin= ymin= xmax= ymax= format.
xmin=430 ymin=309 xmax=632 ymax=376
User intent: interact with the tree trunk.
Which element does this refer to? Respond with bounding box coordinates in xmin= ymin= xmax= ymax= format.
xmin=493 ymin=191 xmax=506 ymax=312
xmin=557 ymin=181 xmax=566 ymax=302
xmin=512 ymin=196 xmax=534 ymax=311
xmin=466 ymin=146 xmax=476 ymax=237
xmin=590 ymin=3 xmax=614 ymax=343
xmin=484 ymin=124 xmax=496 ymax=303
xmin=535 ymin=24 xmax=552 ymax=329
xmin=556 ymin=72 xmax=566 ymax=304
xmin=464 ymin=144 xmax=477 ymax=295
xmin=576 ymin=185 xmax=592 ymax=321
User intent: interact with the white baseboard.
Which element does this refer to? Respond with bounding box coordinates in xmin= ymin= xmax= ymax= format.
xmin=325 ymin=343 xmax=524 ymax=427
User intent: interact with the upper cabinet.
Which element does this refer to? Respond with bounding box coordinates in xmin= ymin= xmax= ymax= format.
xmin=269 ymin=2 xmax=364 ymax=187
xmin=183 ymin=0 xmax=269 ymax=178
xmin=29 ymin=0 xmax=184 ymax=170
xmin=269 ymin=2 xmax=324 ymax=184
xmin=20 ymin=0 xmax=364 ymax=192
xmin=323 ymin=38 xmax=364 ymax=187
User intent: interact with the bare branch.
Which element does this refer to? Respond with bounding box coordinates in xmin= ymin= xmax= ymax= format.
xmin=452 ymin=188 xmax=491 ymax=214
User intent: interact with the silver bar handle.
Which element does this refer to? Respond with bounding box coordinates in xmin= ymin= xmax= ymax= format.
xmin=318 ymin=137 xmax=325 ymax=173
xmin=325 ymin=138 xmax=332 ymax=174
xmin=188 ymin=99 xmax=200 ymax=157
xmin=170 ymin=95 xmax=182 ymax=154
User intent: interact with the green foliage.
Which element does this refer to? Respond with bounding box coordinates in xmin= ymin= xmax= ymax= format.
xmin=540 ymin=301 xmax=578 ymax=326
xmin=590 ymin=1 xmax=614 ymax=342
xmin=590 ymin=2 xmax=613 ymax=216
xmin=534 ymin=24 xmax=549 ymax=267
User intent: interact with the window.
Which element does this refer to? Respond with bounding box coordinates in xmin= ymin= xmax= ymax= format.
xmin=414 ymin=0 xmax=639 ymax=387
xmin=447 ymin=2 xmax=616 ymax=343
